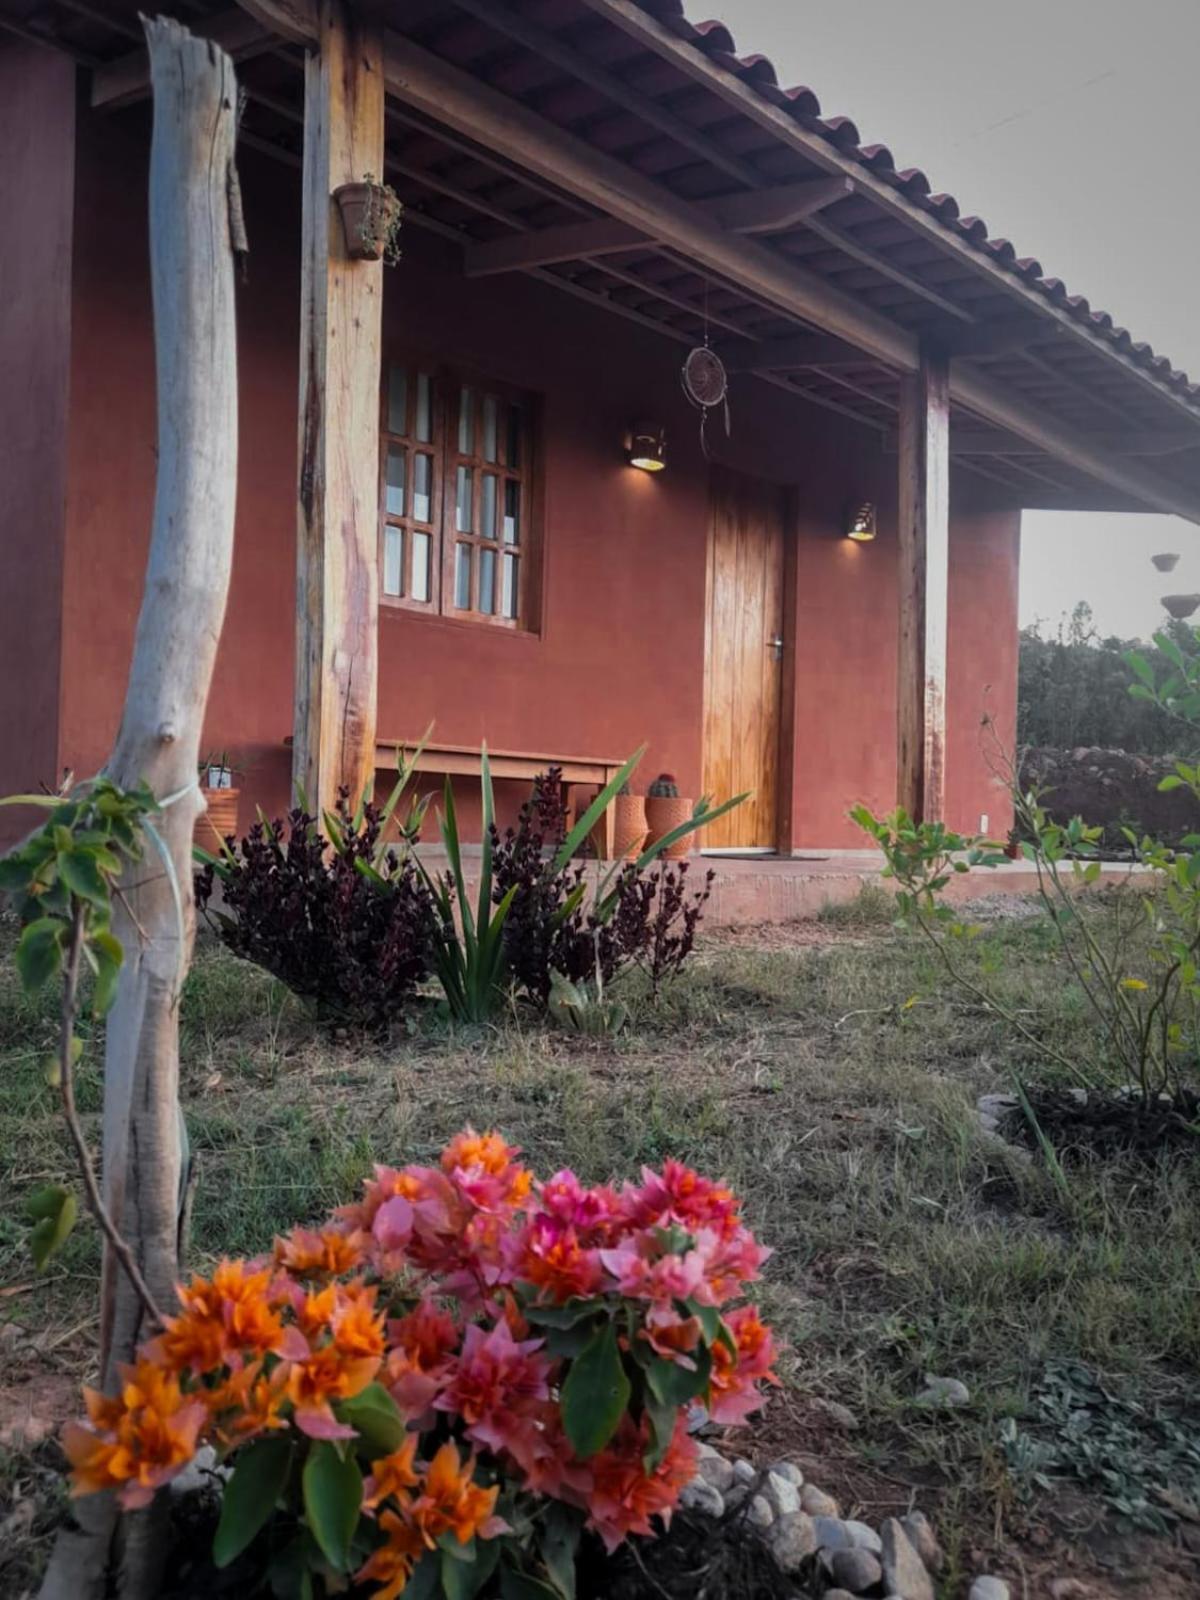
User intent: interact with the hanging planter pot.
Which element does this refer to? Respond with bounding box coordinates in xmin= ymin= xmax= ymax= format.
xmin=333 ymin=177 xmax=402 ymax=263
xmin=1152 ymin=552 xmax=1180 ymax=573
xmin=1162 ymin=593 xmax=1200 ymax=620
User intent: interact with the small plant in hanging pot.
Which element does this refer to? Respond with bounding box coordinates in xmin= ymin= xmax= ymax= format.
xmin=195 ymin=749 xmax=239 ymax=855
xmin=333 ymin=172 xmax=403 ymax=264
xmin=645 ymin=771 xmax=694 ymax=859
xmin=1152 ymin=551 xmax=1180 ymax=573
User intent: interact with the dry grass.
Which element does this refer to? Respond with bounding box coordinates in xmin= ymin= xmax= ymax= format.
xmin=2 ymin=906 xmax=1199 ymax=1595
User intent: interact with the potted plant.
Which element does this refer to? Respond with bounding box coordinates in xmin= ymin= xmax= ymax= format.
xmin=645 ymin=771 xmax=693 ymax=859
xmin=1152 ymin=552 xmax=1180 ymax=573
xmin=333 ymin=173 xmax=403 ymax=263
xmin=195 ymin=750 xmax=239 ymax=855
xmin=1163 ymin=593 xmax=1200 ymax=621
xmin=591 ymin=781 xmax=647 ymax=861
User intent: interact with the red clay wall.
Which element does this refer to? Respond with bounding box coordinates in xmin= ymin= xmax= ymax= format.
xmin=0 ymin=43 xmax=75 ymax=845
xmin=52 ymin=110 xmax=1017 ymax=853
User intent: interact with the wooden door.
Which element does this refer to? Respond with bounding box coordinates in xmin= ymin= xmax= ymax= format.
xmin=702 ymin=467 xmax=786 ymax=849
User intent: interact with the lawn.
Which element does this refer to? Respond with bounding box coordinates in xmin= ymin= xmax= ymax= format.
xmin=2 ymin=896 xmax=1199 ymax=1596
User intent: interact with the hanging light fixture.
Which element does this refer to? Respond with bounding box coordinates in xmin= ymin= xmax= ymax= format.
xmin=626 ymin=422 xmax=666 ymax=472
xmin=846 ymin=501 xmax=877 ymax=542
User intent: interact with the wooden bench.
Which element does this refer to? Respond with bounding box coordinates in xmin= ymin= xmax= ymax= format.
xmin=376 ymin=740 xmax=626 ymax=857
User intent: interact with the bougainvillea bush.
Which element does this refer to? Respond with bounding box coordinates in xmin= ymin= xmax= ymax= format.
xmin=64 ymin=1132 xmax=776 ymax=1598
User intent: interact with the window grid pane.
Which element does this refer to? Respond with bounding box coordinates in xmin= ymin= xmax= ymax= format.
xmin=502 ymin=553 xmax=518 ymax=619
xmin=455 ymin=543 xmax=472 ymax=610
xmin=411 ymin=531 xmax=431 ymax=603
xmin=413 ymin=454 xmax=433 ymax=523
xmin=387 ymin=366 xmax=408 ymax=435
xmin=383 ymin=525 xmax=403 ymax=597
xmin=385 ymin=446 xmax=406 ymax=517
xmin=479 ymin=548 xmax=496 ymax=615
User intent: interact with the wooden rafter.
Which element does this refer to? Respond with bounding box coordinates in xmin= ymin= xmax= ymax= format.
xmin=92 ymin=8 xmax=271 ymax=106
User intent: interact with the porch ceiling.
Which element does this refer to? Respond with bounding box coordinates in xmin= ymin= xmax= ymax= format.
xmin=11 ymin=0 xmax=1200 ymax=518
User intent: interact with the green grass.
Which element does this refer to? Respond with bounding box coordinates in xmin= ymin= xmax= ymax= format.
xmin=2 ymin=906 xmax=1199 ymax=1593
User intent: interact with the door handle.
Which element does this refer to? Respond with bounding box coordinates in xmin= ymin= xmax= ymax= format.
xmin=767 ymin=635 xmax=784 ymax=660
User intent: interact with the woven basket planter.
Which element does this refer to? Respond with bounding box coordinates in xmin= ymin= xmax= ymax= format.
xmin=645 ymin=795 xmax=693 ymax=860
xmin=591 ymin=794 xmax=648 ymax=860
xmin=194 ymin=787 xmax=239 ymax=855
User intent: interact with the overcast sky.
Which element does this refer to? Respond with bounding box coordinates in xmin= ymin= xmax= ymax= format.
xmin=717 ymin=0 xmax=1200 ymax=642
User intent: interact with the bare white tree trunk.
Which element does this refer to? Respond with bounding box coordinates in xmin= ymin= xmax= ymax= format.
xmin=39 ymin=18 xmax=239 ymax=1600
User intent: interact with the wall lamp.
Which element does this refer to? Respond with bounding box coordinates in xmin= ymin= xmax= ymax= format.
xmin=626 ymin=422 xmax=667 ymax=473
xmin=846 ymin=501 xmax=877 ymax=542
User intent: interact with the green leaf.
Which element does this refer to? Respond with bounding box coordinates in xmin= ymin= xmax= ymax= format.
xmin=58 ymin=847 xmax=110 ymax=905
xmin=645 ymin=1345 xmax=713 ymax=1409
xmin=539 ymin=1502 xmax=580 ymax=1600
xmin=1159 ymin=775 xmax=1185 ymax=791
xmin=442 ymin=1538 xmax=500 ymax=1600
xmin=91 ymin=929 xmax=124 ymax=1017
xmin=500 ymin=1568 xmax=564 ymax=1600
xmin=402 ymin=1554 xmax=441 ymax=1600
xmin=15 ymin=917 xmax=64 ymax=992
xmin=302 ymin=1440 xmax=363 ymax=1574
xmin=214 ymin=1435 xmax=294 ymax=1567
xmin=28 ymin=1186 xmax=77 ymax=1269
xmin=561 ymin=1323 xmax=630 ymax=1459
xmin=524 ymin=1298 xmax=605 ymax=1331
xmin=643 ymin=1386 xmax=678 ymax=1473
xmin=334 ymin=1382 xmax=406 ymax=1458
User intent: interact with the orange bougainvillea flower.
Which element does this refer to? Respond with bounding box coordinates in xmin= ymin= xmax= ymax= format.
xmin=287 ymin=1344 xmax=381 ymax=1440
xmin=586 ymin=1414 xmax=697 ymax=1552
xmin=149 ymin=1260 xmax=306 ymax=1376
xmin=362 ymin=1434 xmax=422 ymax=1512
xmin=64 ymin=1361 xmax=208 ymax=1509
xmin=332 ymin=1286 xmax=386 ymax=1361
xmin=274 ymin=1224 xmax=366 ymax=1279
xmin=410 ymin=1441 xmax=506 ymax=1549
xmin=354 ymin=1508 xmax=426 ymax=1600
xmin=204 ymin=1358 xmax=290 ymax=1446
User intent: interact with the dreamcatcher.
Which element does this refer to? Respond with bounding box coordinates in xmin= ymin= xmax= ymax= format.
xmin=681 ymin=286 xmax=730 ymax=457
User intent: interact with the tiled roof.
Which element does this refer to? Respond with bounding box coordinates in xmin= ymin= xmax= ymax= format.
xmin=645 ymin=1 xmax=1199 ymax=402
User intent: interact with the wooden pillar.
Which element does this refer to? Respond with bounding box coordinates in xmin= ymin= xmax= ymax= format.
xmin=896 ymin=345 xmax=950 ymax=822
xmin=293 ymin=0 xmax=384 ymax=816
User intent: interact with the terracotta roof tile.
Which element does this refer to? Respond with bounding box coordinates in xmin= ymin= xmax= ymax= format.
xmin=638 ymin=0 xmax=1199 ymax=402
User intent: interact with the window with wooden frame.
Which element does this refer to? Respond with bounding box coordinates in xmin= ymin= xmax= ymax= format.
xmin=379 ymin=362 xmax=535 ymax=628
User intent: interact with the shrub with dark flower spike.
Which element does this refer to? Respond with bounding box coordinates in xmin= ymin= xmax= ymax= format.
xmin=195 ymin=791 xmax=436 ymax=1032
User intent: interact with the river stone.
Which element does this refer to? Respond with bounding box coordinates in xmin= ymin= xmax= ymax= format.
xmin=696 ymin=1453 xmax=735 ymax=1494
xmin=747 ymin=1494 xmax=775 ymax=1530
xmin=831 ymin=1548 xmax=884 ymax=1593
xmin=168 ymin=1445 xmax=226 ymax=1496
xmin=680 ymin=1477 xmax=724 ymax=1518
xmin=770 ymin=1460 xmax=804 ymax=1487
xmin=900 ymin=1510 xmax=942 ymax=1572
xmin=765 ymin=1511 xmax=817 ymax=1573
xmin=969 ymin=1579 xmax=1011 ymax=1600
xmin=732 ymin=1457 xmax=757 ymax=1485
xmin=813 ymin=1515 xmax=852 ymax=1552
xmin=764 ymin=1469 xmax=802 ymax=1516
xmin=800 ymin=1483 xmax=840 ymax=1516
xmin=880 ymin=1517 xmax=935 ymax=1600
xmin=843 ymin=1519 xmax=883 ymax=1554
xmin=915 ymin=1373 xmax=971 ymax=1408
xmin=724 ymin=1481 xmax=750 ymax=1510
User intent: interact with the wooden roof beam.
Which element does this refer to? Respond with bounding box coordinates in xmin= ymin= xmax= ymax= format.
xmin=463 ymin=176 xmax=852 ymax=276
xmin=230 ymin=0 xmax=1200 ymax=521
xmin=722 ymin=333 xmax=869 ymax=372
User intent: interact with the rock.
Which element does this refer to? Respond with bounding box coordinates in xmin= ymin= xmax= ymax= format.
xmin=969 ymin=1579 xmax=1011 ymax=1600
xmin=724 ymin=1481 xmax=750 ymax=1510
xmin=680 ymin=1477 xmax=724 ymax=1518
xmin=769 ymin=1460 xmax=804 ymax=1487
xmin=763 ymin=1469 xmax=802 ymax=1517
xmin=747 ymin=1494 xmax=775 ymax=1530
xmin=168 ymin=1445 xmax=227 ymax=1496
xmin=813 ymin=1515 xmax=853 ymax=1552
xmin=830 ymin=1548 xmax=884 ymax=1592
xmin=822 ymin=1593 xmax=858 ymax=1600
xmin=732 ymin=1457 xmax=757 ymax=1485
xmin=1047 ymin=1582 xmax=1092 ymax=1600
xmin=696 ymin=1453 xmax=735 ymax=1494
xmin=808 ymin=1396 xmax=859 ymax=1431
xmin=765 ymin=1511 xmax=817 ymax=1573
xmin=843 ymin=1519 xmax=883 ymax=1554
xmin=915 ymin=1373 xmax=971 ymax=1408
xmin=800 ymin=1483 xmax=840 ymax=1517
xmin=899 ymin=1510 xmax=942 ymax=1572
xmin=880 ymin=1518 xmax=935 ymax=1600
xmin=977 ymin=1092 xmax=1018 ymax=1134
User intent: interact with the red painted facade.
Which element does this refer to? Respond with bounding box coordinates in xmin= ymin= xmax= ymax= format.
xmin=1 ymin=66 xmax=1019 ymax=851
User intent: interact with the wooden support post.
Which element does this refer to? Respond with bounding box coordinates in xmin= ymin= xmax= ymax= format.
xmin=896 ymin=346 xmax=950 ymax=822
xmin=293 ymin=0 xmax=384 ymax=817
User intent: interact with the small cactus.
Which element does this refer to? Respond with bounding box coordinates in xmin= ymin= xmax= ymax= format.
xmin=648 ymin=772 xmax=679 ymax=798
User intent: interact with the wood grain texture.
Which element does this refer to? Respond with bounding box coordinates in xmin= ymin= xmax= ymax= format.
xmin=896 ymin=347 xmax=950 ymax=822
xmin=703 ymin=467 xmax=785 ymax=849
xmin=293 ymin=0 xmax=384 ymax=818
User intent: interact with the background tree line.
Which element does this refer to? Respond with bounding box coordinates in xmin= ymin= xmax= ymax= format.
xmin=1018 ymin=602 xmax=1193 ymax=754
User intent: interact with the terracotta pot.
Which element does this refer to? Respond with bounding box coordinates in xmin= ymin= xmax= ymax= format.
xmin=645 ymin=795 xmax=693 ymax=859
xmin=333 ymin=182 xmax=400 ymax=262
xmin=1004 ymin=840 xmax=1022 ymax=860
xmin=591 ymin=794 xmax=647 ymax=860
xmin=1152 ymin=552 xmax=1180 ymax=573
xmin=1162 ymin=593 xmax=1200 ymax=621
xmin=195 ymin=786 xmax=239 ymax=855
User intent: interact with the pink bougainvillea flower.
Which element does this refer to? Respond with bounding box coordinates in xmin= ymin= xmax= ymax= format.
xmin=623 ymin=1159 xmax=742 ymax=1238
xmin=586 ymin=1414 xmax=698 ymax=1552
xmin=705 ymin=1304 xmax=779 ymax=1425
xmin=441 ymin=1128 xmax=533 ymax=1212
xmin=597 ymin=1233 xmax=712 ymax=1304
xmin=64 ymin=1361 xmax=208 ymax=1508
xmin=274 ymin=1224 xmax=365 ymax=1279
xmin=640 ymin=1303 xmax=703 ymax=1369
xmin=383 ymin=1299 xmax=460 ymax=1423
xmin=436 ymin=1318 xmax=551 ymax=1460
xmin=519 ymin=1214 xmax=605 ymax=1304
xmin=539 ymin=1170 xmax=624 ymax=1243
